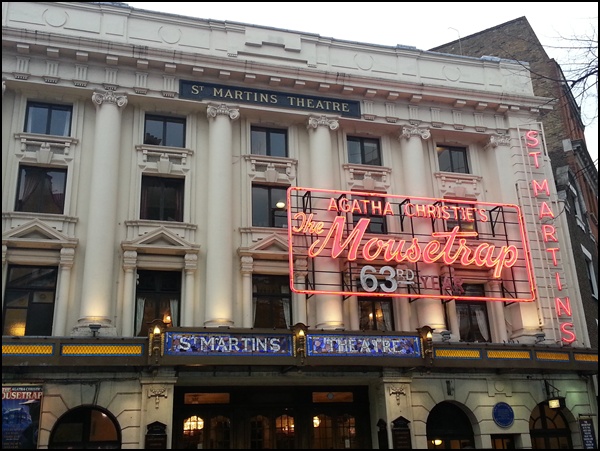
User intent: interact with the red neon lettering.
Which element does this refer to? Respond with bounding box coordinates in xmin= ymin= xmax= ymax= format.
xmin=526 ymin=130 xmax=540 ymax=148
xmin=560 ymin=322 xmax=576 ymax=343
xmin=539 ymin=202 xmax=555 ymax=219
xmin=529 ymin=151 xmax=541 ymax=168
xmin=555 ymin=296 xmax=572 ymax=316
xmin=542 ymin=225 xmax=558 ymax=242
xmin=292 ymin=212 xmax=324 ymax=234
xmin=555 ymin=272 xmax=562 ymax=290
xmin=307 ymin=219 xmax=519 ymax=277
xmin=532 ymin=179 xmax=550 ymax=197
xmin=546 ymin=248 xmax=559 ymax=266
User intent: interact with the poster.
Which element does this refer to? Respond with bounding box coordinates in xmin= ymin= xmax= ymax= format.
xmin=2 ymin=385 xmax=43 ymax=449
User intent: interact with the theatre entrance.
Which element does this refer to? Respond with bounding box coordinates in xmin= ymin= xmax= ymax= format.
xmin=173 ymin=386 xmax=372 ymax=449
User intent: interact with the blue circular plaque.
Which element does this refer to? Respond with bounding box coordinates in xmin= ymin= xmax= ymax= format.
xmin=493 ymin=402 xmax=514 ymax=428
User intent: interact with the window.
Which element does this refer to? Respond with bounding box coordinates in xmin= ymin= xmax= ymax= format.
xmin=48 ymin=406 xmax=120 ymax=449
xmin=15 ymin=165 xmax=67 ymax=214
xmin=437 ymin=145 xmax=469 ymax=173
xmin=358 ymin=297 xmax=394 ymax=331
xmin=351 ymin=193 xmax=388 ymax=234
xmin=144 ymin=114 xmax=186 ymax=147
xmin=253 ymin=275 xmax=291 ymax=329
xmin=141 ymin=175 xmax=184 ymax=222
xmin=135 ymin=270 xmax=181 ymax=336
xmin=456 ymin=284 xmax=490 ymax=342
xmin=443 ymin=202 xmax=478 ymax=234
xmin=251 ymin=126 xmax=288 ymax=157
xmin=3 ymin=265 xmax=58 ymax=336
xmin=25 ymin=101 xmax=72 ymax=136
xmin=347 ymin=136 xmax=382 ymax=166
xmin=581 ymin=245 xmax=598 ymax=299
xmin=252 ymin=185 xmax=288 ymax=228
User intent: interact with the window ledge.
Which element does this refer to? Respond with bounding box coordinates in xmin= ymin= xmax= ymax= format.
xmin=434 ymin=171 xmax=483 ymax=199
xmin=343 ymin=163 xmax=391 ymax=191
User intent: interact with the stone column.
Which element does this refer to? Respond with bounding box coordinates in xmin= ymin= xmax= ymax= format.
xmin=293 ymin=257 xmax=308 ymax=326
xmin=77 ymin=91 xmax=127 ymax=335
xmin=204 ymin=104 xmax=239 ymax=327
xmin=121 ymin=250 xmax=137 ymax=337
xmin=489 ymin=279 xmax=508 ymax=342
xmin=399 ymin=126 xmax=445 ymax=331
xmin=183 ymin=253 xmax=198 ymax=326
xmin=307 ymin=115 xmax=344 ymax=330
xmin=53 ymin=247 xmax=75 ymax=336
xmin=241 ymin=256 xmax=254 ymax=328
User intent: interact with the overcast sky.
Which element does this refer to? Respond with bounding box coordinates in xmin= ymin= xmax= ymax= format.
xmin=126 ymin=2 xmax=598 ymax=166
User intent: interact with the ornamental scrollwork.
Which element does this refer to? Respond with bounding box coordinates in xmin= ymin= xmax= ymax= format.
xmin=400 ymin=126 xmax=431 ymax=140
xmin=206 ymin=104 xmax=240 ymax=120
xmin=91 ymin=91 xmax=128 ymax=108
xmin=307 ymin=116 xmax=339 ymax=131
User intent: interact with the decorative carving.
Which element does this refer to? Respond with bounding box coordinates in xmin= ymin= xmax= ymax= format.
xmin=389 ymin=385 xmax=406 ymax=405
xmin=307 ymin=116 xmax=339 ymax=131
xmin=147 ymin=386 xmax=167 ymax=409
xmin=91 ymin=91 xmax=128 ymax=108
xmin=400 ymin=126 xmax=430 ymax=140
xmin=486 ymin=134 xmax=511 ymax=149
xmin=206 ymin=104 xmax=240 ymax=120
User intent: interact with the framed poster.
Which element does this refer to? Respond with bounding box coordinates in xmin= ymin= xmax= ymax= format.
xmin=2 ymin=385 xmax=43 ymax=449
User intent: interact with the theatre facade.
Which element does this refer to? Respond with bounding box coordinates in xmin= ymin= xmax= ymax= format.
xmin=1 ymin=2 xmax=597 ymax=449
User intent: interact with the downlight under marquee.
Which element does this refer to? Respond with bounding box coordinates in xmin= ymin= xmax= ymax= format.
xmin=287 ymin=187 xmax=536 ymax=303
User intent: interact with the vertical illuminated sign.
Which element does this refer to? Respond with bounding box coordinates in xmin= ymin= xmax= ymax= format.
xmin=526 ymin=130 xmax=576 ymax=344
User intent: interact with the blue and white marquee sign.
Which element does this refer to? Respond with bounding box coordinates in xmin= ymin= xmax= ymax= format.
xmin=307 ymin=335 xmax=420 ymax=357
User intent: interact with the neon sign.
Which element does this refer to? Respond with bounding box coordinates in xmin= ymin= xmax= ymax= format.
xmin=288 ymin=187 xmax=536 ymax=302
xmin=525 ymin=129 xmax=576 ymax=343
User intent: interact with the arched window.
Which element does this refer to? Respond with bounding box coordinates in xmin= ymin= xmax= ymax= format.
xmin=49 ymin=405 xmax=120 ymax=449
xmin=427 ymin=402 xmax=474 ymax=449
xmin=529 ymin=402 xmax=572 ymax=449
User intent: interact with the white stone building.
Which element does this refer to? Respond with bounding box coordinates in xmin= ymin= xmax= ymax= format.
xmin=2 ymin=2 xmax=597 ymax=449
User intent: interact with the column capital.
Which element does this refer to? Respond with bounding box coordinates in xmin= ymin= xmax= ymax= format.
xmin=241 ymin=255 xmax=254 ymax=274
xmin=185 ymin=253 xmax=198 ymax=271
xmin=92 ymin=90 xmax=128 ymax=109
xmin=59 ymin=247 xmax=76 ymax=267
xmin=207 ymin=103 xmax=240 ymax=120
xmin=307 ymin=115 xmax=339 ymax=131
xmin=123 ymin=250 xmax=138 ymax=269
xmin=400 ymin=125 xmax=430 ymax=140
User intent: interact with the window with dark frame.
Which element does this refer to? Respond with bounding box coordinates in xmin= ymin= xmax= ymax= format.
xmin=437 ymin=145 xmax=470 ymax=173
xmin=140 ymin=175 xmax=184 ymax=222
xmin=351 ymin=193 xmax=388 ymax=234
xmin=134 ymin=270 xmax=181 ymax=337
xmin=252 ymin=184 xmax=288 ymax=228
xmin=444 ymin=201 xmax=478 ymax=234
xmin=25 ymin=101 xmax=72 ymax=136
xmin=144 ymin=114 xmax=186 ymax=148
xmin=358 ymin=297 xmax=394 ymax=331
xmin=251 ymin=126 xmax=288 ymax=157
xmin=15 ymin=165 xmax=67 ymax=214
xmin=3 ymin=265 xmax=58 ymax=337
xmin=347 ymin=136 xmax=382 ymax=166
xmin=456 ymin=284 xmax=491 ymax=343
xmin=252 ymin=275 xmax=291 ymax=329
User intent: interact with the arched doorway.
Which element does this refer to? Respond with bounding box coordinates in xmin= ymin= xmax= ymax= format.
xmin=529 ymin=402 xmax=573 ymax=449
xmin=48 ymin=405 xmax=121 ymax=449
xmin=427 ymin=401 xmax=475 ymax=449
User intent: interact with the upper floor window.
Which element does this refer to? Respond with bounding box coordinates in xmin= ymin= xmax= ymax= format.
xmin=135 ymin=270 xmax=180 ymax=336
xmin=581 ymin=245 xmax=598 ymax=299
xmin=15 ymin=165 xmax=67 ymax=214
xmin=144 ymin=114 xmax=186 ymax=148
xmin=351 ymin=193 xmax=388 ymax=234
xmin=25 ymin=101 xmax=72 ymax=136
xmin=141 ymin=175 xmax=184 ymax=222
xmin=358 ymin=297 xmax=394 ymax=331
xmin=3 ymin=265 xmax=58 ymax=336
xmin=347 ymin=136 xmax=382 ymax=166
xmin=437 ymin=145 xmax=469 ymax=173
xmin=252 ymin=184 xmax=288 ymax=228
xmin=251 ymin=127 xmax=288 ymax=158
xmin=456 ymin=284 xmax=490 ymax=343
xmin=252 ymin=275 xmax=291 ymax=329
xmin=444 ymin=201 xmax=478 ymax=234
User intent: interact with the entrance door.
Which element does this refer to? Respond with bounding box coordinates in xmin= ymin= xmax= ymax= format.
xmin=173 ymin=386 xmax=371 ymax=449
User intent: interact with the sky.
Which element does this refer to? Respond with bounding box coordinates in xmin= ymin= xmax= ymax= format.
xmin=126 ymin=2 xmax=598 ymax=166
